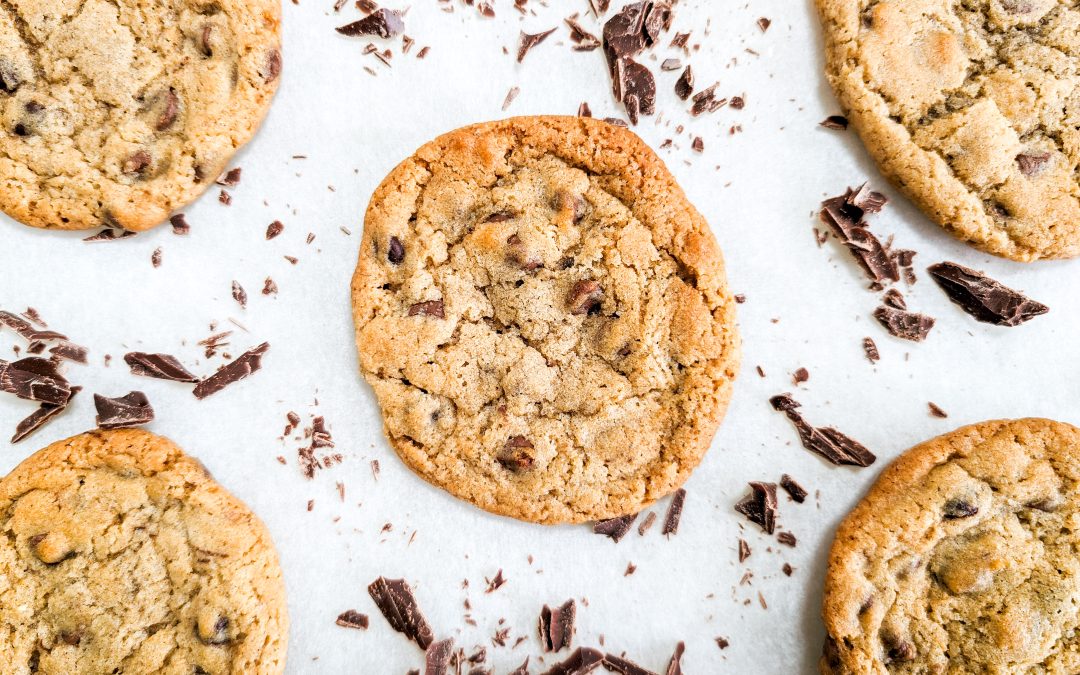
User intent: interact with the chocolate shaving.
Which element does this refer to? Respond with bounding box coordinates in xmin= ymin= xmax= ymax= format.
xmin=780 ymin=474 xmax=807 ymax=503
xmin=94 ymin=391 xmax=154 ymax=429
xmin=542 ymin=647 xmax=604 ymax=675
xmin=882 ymin=288 xmax=906 ymax=310
xmin=593 ymin=513 xmax=637 ymax=542
xmin=426 ymin=638 xmax=454 ymax=675
xmin=335 ymin=610 xmax=369 ymax=629
xmin=266 ymin=220 xmax=284 ymax=239
xmin=927 ymin=261 xmax=1048 ymax=326
xmin=368 ymin=576 xmax=434 ymax=649
xmin=517 ymin=27 xmax=556 ymax=62
xmin=928 ymin=402 xmax=948 ymax=418
xmin=11 ymin=386 xmax=80 ymax=443
xmin=757 ymin=17 xmax=771 ymax=31
xmin=192 ymin=342 xmax=269 ymax=399
xmin=820 ymin=115 xmax=848 ymax=130
xmin=0 ymin=357 xmax=72 ymax=405
xmin=792 ymin=367 xmax=809 ymax=385
xmin=778 ymin=531 xmax=797 ymax=547
xmin=336 ymin=8 xmax=404 ymax=38
xmin=665 ymin=642 xmax=685 ymax=675
xmin=662 ymin=488 xmax=685 ymax=535
xmin=539 ymin=599 xmax=575 ymax=652
xmin=484 ymin=569 xmax=506 ymax=593
xmin=734 ymin=482 xmax=777 ymax=534
xmin=509 ymin=658 xmax=531 ymax=675
xmin=770 ymin=394 xmax=875 ymax=466
xmin=862 ymin=337 xmax=880 ymax=363
xmin=674 ymin=65 xmax=693 ymax=100
xmin=602 ymin=654 xmax=654 ymax=675
xmin=124 ymin=352 xmax=199 ymax=383
xmin=565 ymin=17 xmax=601 ymax=51
xmin=873 ymin=306 xmax=935 ymax=342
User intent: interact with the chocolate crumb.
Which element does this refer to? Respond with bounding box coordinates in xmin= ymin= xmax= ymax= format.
xmin=928 ymin=402 xmax=948 ymax=418
xmin=367 ymin=576 xmax=433 ymax=649
xmin=637 ymin=511 xmax=657 ymax=536
xmin=266 ymin=221 xmax=284 ymax=240
xmin=94 ymin=391 xmax=154 ymax=429
xmin=216 ymin=168 xmax=242 ymax=187
xmin=11 ymin=386 xmax=80 ymax=443
xmin=780 ymin=474 xmax=808 ymax=503
xmin=757 ymin=17 xmax=771 ymax=31
xmin=662 ymin=488 xmax=685 ymax=536
xmin=674 ymin=65 xmax=693 ymax=100
xmin=927 ymin=261 xmax=1048 ymax=327
xmin=218 ymin=190 xmax=231 ymax=205
xmin=716 ymin=637 xmax=730 ymax=650
xmin=263 ymin=278 xmax=278 ymax=296
xmin=335 ymin=610 xmax=369 ymax=630
xmin=192 ymin=342 xmax=269 ymax=399
xmin=770 ymin=393 xmax=875 ymax=466
xmin=593 ymin=513 xmax=637 ymax=542
xmin=151 ymin=247 xmax=162 ymax=268
xmin=231 ymin=281 xmax=247 ymax=308
xmin=169 ymin=214 xmax=190 ymax=235
xmin=485 ymin=569 xmax=507 ymax=593
xmin=124 ymin=352 xmax=198 ymax=382
xmin=783 ymin=563 xmax=794 ymax=576
xmin=777 ymin=531 xmax=797 ymax=547
xmin=734 ymin=482 xmax=777 ymax=534
xmin=502 ymin=86 xmax=520 ymax=111
xmin=538 ymin=599 xmax=575 ymax=652
xmin=792 ymin=367 xmax=809 ymax=385
xmin=820 ymin=115 xmax=848 ymax=130
xmin=691 ymin=136 xmax=703 ymax=153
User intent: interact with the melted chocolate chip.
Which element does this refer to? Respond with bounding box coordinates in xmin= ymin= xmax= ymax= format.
xmin=567 ymin=280 xmax=603 ymax=315
xmin=387 ymin=236 xmax=405 ymax=264
xmin=1016 ymin=151 xmax=1051 ymax=176
xmin=153 ymin=88 xmax=180 ymax=131
xmin=122 ymin=151 xmax=153 ymax=176
xmin=497 ymin=435 xmax=534 ymax=471
xmin=943 ymin=498 xmax=977 ymax=519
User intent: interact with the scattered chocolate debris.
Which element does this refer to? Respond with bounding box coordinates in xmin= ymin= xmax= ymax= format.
xmin=266 ymin=220 xmax=284 ymax=240
xmin=873 ymin=306 xmax=935 ymax=342
xmin=192 ymin=342 xmax=269 ymax=399
xmin=593 ymin=513 xmax=637 ymax=542
xmin=218 ymin=190 xmax=231 ymax=205
xmin=11 ymin=386 xmax=80 ymax=443
xmin=602 ymin=1 xmax=666 ymax=122
xmin=232 ymin=281 xmax=247 ymax=308
xmin=928 ymin=402 xmax=948 ymax=418
xmin=83 ymin=228 xmax=137 ymax=243
xmin=820 ymin=185 xmax=899 ymax=286
xmin=660 ymin=58 xmax=681 ymax=71
xmin=337 ymin=8 xmax=404 ymax=38
xmin=485 ymin=569 xmax=507 ymax=594
xmin=94 ymin=391 xmax=154 ymax=429
xmin=770 ymin=394 xmax=876 ymax=466
xmin=509 ymin=658 xmax=531 ymax=675
xmin=539 ymin=599 xmax=575 ymax=652
xmin=730 ymin=96 xmax=745 ymax=110
xmin=543 ymin=647 xmax=604 ymax=675
xmin=757 ymin=16 xmax=771 ymax=32
xmin=169 ymin=213 xmax=190 ymax=235
xmin=820 ymin=115 xmax=848 ymax=130
xmin=662 ymin=488 xmax=685 ymax=536
xmin=674 ymin=65 xmax=693 ymax=100
xmin=216 ymin=168 xmax=242 ymax=187
xmin=777 ymin=531 xmax=797 ymax=547
xmin=0 ymin=357 xmax=72 ymax=405
xmin=124 ymin=352 xmax=198 ymax=383
xmin=517 ymin=27 xmax=556 ymax=62
xmin=624 ymin=562 xmax=636 ymax=576
xmin=780 ymin=474 xmax=808 ymax=503
xmin=734 ymin=482 xmax=777 ymax=534
xmin=426 ymin=638 xmax=454 ymax=675
xmin=665 ymin=642 xmax=685 ymax=675
xmin=927 ymin=262 xmax=1048 ymax=327
xmin=578 ymin=101 xmax=592 ymax=117
xmin=150 ymin=247 xmax=163 ymax=268
xmin=367 ymin=576 xmax=434 ymax=649
xmin=792 ymin=367 xmax=809 ymax=385
xmin=335 ymin=610 xmax=369 ymax=630
xmin=863 ymin=337 xmax=880 ymax=363
xmin=690 ymin=82 xmax=725 ymax=116
xmin=738 ymin=538 xmax=751 ymax=562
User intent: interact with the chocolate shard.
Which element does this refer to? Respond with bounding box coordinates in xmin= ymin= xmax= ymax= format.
xmin=770 ymin=394 xmax=876 ymax=467
xmin=779 ymin=474 xmax=808 ymax=503
xmin=124 ymin=352 xmax=199 ymax=383
xmin=336 ymin=8 xmax=404 ymax=38
xmin=927 ymin=261 xmax=1048 ymax=327
xmin=517 ymin=27 xmax=557 ymax=62
xmin=11 ymin=386 xmax=80 ymax=443
xmin=192 ymin=342 xmax=269 ymax=399
xmin=661 ymin=488 xmax=686 ymax=535
xmin=777 ymin=531 xmax=797 ymax=547
xmin=509 ymin=658 xmax=531 ymax=675
xmin=216 ymin=167 xmax=242 ymax=187
xmin=94 ymin=391 xmax=154 ymax=429
xmin=820 ymin=115 xmax=848 ymax=130
xmin=738 ymin=538 xmax=751 ymax=562
xmin=367 ymin=576 xmax=434 ymax=649
xmin=873 ymin=306 xmax=935 ymax=342
xmin=602 ymin=654 xmax=656 ymax=675
xmin=335 ymin=610 xmax=369 ymax=629
xmin=820 ymin=186 xmax=899 ymax=285
xmin=541 ymin=647 xmax=604 ymax=675
xmin=425 ymin=638 xmax=454 ymax=675
xmin=0 ymin=357 xmax=72 ymax=405
xmin=539 ymin=599 xmax=576 ymax=652
xmin=674 ymin=65 xmax=693 ymax=100
xmin=83 ymin=228 xmax=137 ymax=242
xmin=928 ymin=402 xmax=948 ymax=418
xmin=734 ymin=482 xmax=777 ymax=534
xmin=665 ymin=642 xmax=685 ymax=675
xmin=593 ymin=513 xmax=637 ymax=542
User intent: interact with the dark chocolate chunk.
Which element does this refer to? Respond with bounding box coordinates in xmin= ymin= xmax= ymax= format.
xmin=862 ymin=337 xmax=880 ymax=363
xmin=578 ymin=101 xmax=592 ymax=117
xmin=691 ymin=136 xmax=703 ymax=153
xmin=1016 ymin=151 xmax=1051 ymax=176
xmin=497 ymin=435 xmax=535 ymax=471
xmin=11 ymin=386 xmax=80 ymax=443
xmin=192 ymin=342 xmax=269 ymax=399
xmin=367 ymin=576 xmax=434 ymax=649
xmin=769 ymin=394 xmax=876 ymax=466
xmin=927 ymin=261 xmax=1048 ymax=327
xmin=819 ymin=115 xmax=848 ymax=130
xmin=734 ymin=482 xmax=777 ymax=534
xmin=757 ymin=16 xmax=771 ymax=31
xmin=716 ymin=637 xmax=730 ymax=649
xmin=593 ymin=513 xmax=637 ymax=542
xmin=388 ymin=236 xmax=405 ymax=264
xmin=777 ymin=531 xmax=797 ymax=547
xmin=567 ymin=280 xmax=603 ymax=315
xmin=882 ymin=288 xmax=906 ymax=310
xmin=943 ymin=498 xmax=977 ymax=519
xmin=928 ymin=402 xmax=948 ymax=418
xmin=542 ymin=647 xmax=604 ymax=675
xmin=337 ymin=8 xmax=404 ymax=37
xmin=539 ymin=599 xmax=575 ymax=652
xmin=665 ymin=642 xmax=684 ymax=675
xmin=123 ymin=150 xmax=153 ymax=176
xmin=94 ymin=391 xmax=154 ymax=429
xmin=266 ymin=220 xmax=284 ymax=240
xmin=674 ymin=65 xmax=693 ymax=100
xmin=335 ymin=610 xmax=369 ymax=629
xmin=517 ymin=27 xmax=557 ymax=62
xmin=602 ymin=654 xmax=655 ymax=675
xmin=661 ymin=488 xmax=685 ymax=535
xmin=883 ymin=634 xmax=916 ymax=663
xmin=819 ymin=186 xmax=899 ymax=285
xmin=408 ymin=300 xmax=446 ymax=319
xmin=873 ymin=306 xmax=935 ymax=342
xmin=170 ymin=213 xmax=190 ymax=235
xmin=780 ymin=474 xmax=807 ymax=502
xmin=0 ymin=357 xmax=72 ymax=405
xmin=124 ymin=352 xmax=199 ymax=382
xmin=216 ymin=168 xmax=242 ymax=187
xmin=425 ymin=638 xmax=454 ymax=675
xmin=792 ymin=367 xmax=809 ymax=385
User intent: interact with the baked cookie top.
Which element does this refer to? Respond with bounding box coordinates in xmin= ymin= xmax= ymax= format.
xmin=817 ymin=0 xmax=1079 ymax=261
xmin=0 ymin=429 xmax=288 ymax=675
xmin=822 ymin=418 xmax=1080 ymax=674
xmin=351 ymin=116 xmax=740 ymax=524
xmin=0 ymin=0 xmax=281 ymax=231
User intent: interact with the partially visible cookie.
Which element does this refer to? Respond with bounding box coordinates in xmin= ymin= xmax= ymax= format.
xmin=0 ymin=0 xmax=281 ymax=231
xmin=0 ymin=429 xmax=288 ymax=674
xmin=822 ymin=418 xmax=1080 ymax=673
xmin=351 ymin=116 xmax=740 ymax=524
xmin=817 ymin=0 xmax=1079 ymax=261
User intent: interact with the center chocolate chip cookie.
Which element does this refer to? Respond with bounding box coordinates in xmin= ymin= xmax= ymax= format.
xmin=822 ymin=418 xmax=1080 ymax=673
xmin=0 ymin=429 xmax=288 ymax=674
xmin=351 ymin=116 xmax=740 ymax=524
xmin=0 ymin=0 xmax=281 ymax=231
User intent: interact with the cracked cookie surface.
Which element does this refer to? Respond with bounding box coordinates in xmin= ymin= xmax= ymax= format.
xmin=0 ymin=429 xmax=288 ymax=674
xmin=817 ymin=0 xmax=1080 ymax=261
xmin=0 ymin=0 xmax=280 ymax=231
xmin=351 ymin=116 xmax=740 ymax=524
xmin=821 ymin=418 xmax=1080 ymax=673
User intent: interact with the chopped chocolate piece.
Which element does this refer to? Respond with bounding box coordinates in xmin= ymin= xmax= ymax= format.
xmin=820 ymin=115 xmax=849 ymax=130
xmin=48 ymin=341 xmax=88 ymax=364
xmin=542 ymin=647 xmax=604 ymax=675
xmin=567 ymin=280 xmax=603 ymax=315
xmin=783 ymin=563 xmax=794 ymax=576
xmin=780 ymin=474 xmax=808 ymax=503
xmin=862 ymin=337 xmax=880 ymax=363
xmin=426 ymin=638 xmax=454 ymax=675
xmin=11 ymin=386 xmax=80 ymax=443
xmin=485 ymin=569 xmax=506 ymax=593
xmin=716 ymin=637 xmax=730 ymax=649
xmin=263 ymin=277 xmax=278 ymax=295
xmin=0 ymin=357 xmax=72 ymax=405
xmin=674 ymin=65 xmax=693 ymax=100
xmin=502 ymin=86 xmax=520 ymax=111
xmin=409 ymin=300 xmax=446 ymax=319
xmin=192 ymin=342 xmax=269 ymax=399
xmin=124 ymin=352 xmax=198 ymax=382
xmin=216 ymin=168 xmax=242 ymax=187
xmin=83 ymin=228 xmax=137 ymax=242
xmin=150 ymin=247 xmax=162 ymax=268
xmin=662 ymin=488 xmax=685 ymax=535
xmin=738 ymin=538 xmax=751 ymax=562
xmin=1016 ymin=151 xmax=1051 ymax=176
xmin=336 ymin=8 xmax=404 ymax=38
xmin=593 ymin=513 xmax=637 ymax=542
xmin=665 ymin=642 xmax=685 ymax=675
xmin=218 ymin=190 xmax=231 ymax=205
xmin=509 ymin=658 xmax=531 ymax=675
xmin=94 ymin=391 xmax=154 ymax=429
xmin=770 ymin=394 xmax=876 ymax=466
xmin=578 ymin=101 xmax=592 ymax=117
xmin=928 ymin=402 xmax=948 ymax=418
xmin=734 ymin=482 xmax=777 ymax=534
xmin=819 ymin=186 xmax=899 ymax=285
xmin=335 ymin=610 xmax=369 ymax=629
xmin=873 ymin=306 xmax=935 ymax=342
xmin=618 ymin=58 xmax=655 ymax=122
xmin=388 ymin=236 xmax=405 ymax=264
xmin=792 ymin=367 xmax=809 ymax=385
xmin=497 ymin=435 xmax=535 ymax=471
xmin=637 ymin=511 xmax=657 ymax=536
xmin=230 ymin=280 xmax=247 ymax=308
xmin=730 ymin=96 xmax=745 ymax=110
xmin=660 ymin=58 xmax=681 ymax=71
xmin=927 ymin=261 xmax=1048 ymax=327
xmin=367 ymin=576 xmax=434 ymax=649
xmin=565 ymin=16 xmax=600 ymax=51
xmin=691 ymin=136 xmax=703 ymax=153
xmin=882 ymin=288 xmax=906 ymax=310
xmin=757 ymin=16 xmax=771 ymax=31
xmin=266 ymin=220 xmax=284 ymax=239
xmin=169 ymin=213 xmax=190 ymax=235
xmin=517 ymin=27 xmax=556 ymax=62
xmin=539 ymin=599 xmax=575 ymax=652
xmin=311 ymin=416 xmax=334 ymax=448
xmin=602 ymin=654 xmax=654 ymax=675
xmin=777 ymin=531 xmax=797 ymax=547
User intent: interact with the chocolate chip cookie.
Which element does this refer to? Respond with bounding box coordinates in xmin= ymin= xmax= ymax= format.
xmin=351 ymin=116 xmax=740 ymax=524
xmin=0 ymin=429 xmax=288 ymax=674
xmin=817 ymin=0 xmax=1079 ymax=261
xmin=0 ymin=0 xmax=281 ymax=231
xmin=822 ymin=418 xmax=1080 ymax=673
